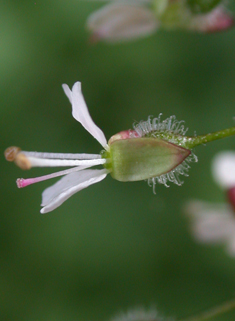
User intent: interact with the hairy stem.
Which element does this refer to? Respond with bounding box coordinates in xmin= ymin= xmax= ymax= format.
xmin=183 ymin=126 xmax=235 ymax=149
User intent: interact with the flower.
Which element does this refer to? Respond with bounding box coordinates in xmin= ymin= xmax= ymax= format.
xmin=186 ymin=152 xmax=235 ymax=256
xmin=185 ymin=200 xmax=235 ymax=256
xmin=5 ymin=81 xmax=195 ymax=213
xmin=87 ymin=2 xmax=159 ymax=43
xmin=110 ymin=307 xmax=168 ymax=321
xmin=86 ymin=0 xmax=234 ymax=43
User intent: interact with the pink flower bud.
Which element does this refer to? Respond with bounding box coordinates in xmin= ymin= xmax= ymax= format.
xmin=189 ymin=6 xmax=234 ymax=32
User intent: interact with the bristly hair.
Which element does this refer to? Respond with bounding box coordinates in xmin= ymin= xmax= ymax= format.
xmin=133 ymin=114 xmax=188 ymax=140
xmin=132 ymin=114 xmax=198 ymax=190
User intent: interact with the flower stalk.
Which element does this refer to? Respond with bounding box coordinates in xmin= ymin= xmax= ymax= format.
xmin=182 ymin=126 xmax=235 ymax=150
xmin=144 ymin=126 xmax=235 ymax=150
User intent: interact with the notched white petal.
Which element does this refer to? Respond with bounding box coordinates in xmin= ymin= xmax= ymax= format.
xmin=87 ymin=4 xmax=158 ymax=43
xmin=61 ymin=83 xmax=73 ymax=103
xmin=62 ymin=82 xmax=108 ymax=149
xmin=40 ymin=169 xmax=108 ymax=213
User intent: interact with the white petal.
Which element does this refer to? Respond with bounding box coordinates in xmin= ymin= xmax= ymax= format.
xmin=212 ymin=151 xmax=235 ymax=189
xmin=87 ymin=4 xmax=158 ymax=43
xmin=41 ymin=168 xmax=99 ymax=206
xmin=62 ymin=82 xmax=108 ymax=149
xmin=192 ymin=213 xmax=232 ymax=243
xmin=186 ymin=200 xmax=235 ymax=243
xmin=40 ymin=169 xmax=108 ymax=213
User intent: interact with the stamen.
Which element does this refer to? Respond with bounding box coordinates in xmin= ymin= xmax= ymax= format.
xmin=4 ymin=147 xmax=32 ymax=170
xmin=21 ymin=151 xmax=102 ymax=160
xmin=27 ymin=157 xmax=106 ymax=167
xmin=15 ymin=153 xmax=32 ymax=170
xmin=16 ymin=165 xmax=94 ymax=188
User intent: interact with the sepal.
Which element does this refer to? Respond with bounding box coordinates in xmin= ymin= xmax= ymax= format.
xmin=109 ymin=137 xmax=191 ymax=182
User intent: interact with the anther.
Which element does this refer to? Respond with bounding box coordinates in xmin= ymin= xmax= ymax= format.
xmin=14 ymin=153 xmax=32 ymax=170
xmin=4 ymin=146 xmax=21 ymax=161
xmin=4 ymin=146 xmax=32 ymax=170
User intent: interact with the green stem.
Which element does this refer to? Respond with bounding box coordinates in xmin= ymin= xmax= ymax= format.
xmin=183 ymin=126 xmax=235 ymax=150
xmin=180 ymin=298 xmax=235 ymax=321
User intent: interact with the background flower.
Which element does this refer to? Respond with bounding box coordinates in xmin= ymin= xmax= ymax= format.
xmin=86 ymin=0 xmax=234 ymax=42
xmin=185 ymin=199 xmax=235 ymax=256
xmin=185 ymin=151 xmax=235 ymax=257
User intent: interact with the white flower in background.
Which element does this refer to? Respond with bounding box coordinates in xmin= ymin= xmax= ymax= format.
xmin=87 ymin=2 xmax=159 ymax=43
xmin=5 ymin=82 xmax=195 ymax=214
xmin=186 ymin=151 xmax=235 ymax=256
xmin=185 ymin=200 xmax=235 ymax=256
xmin=86 ymin=0 xmax=234 ymax=43
xmin=111 ymin=307 xmax=168 ymax=321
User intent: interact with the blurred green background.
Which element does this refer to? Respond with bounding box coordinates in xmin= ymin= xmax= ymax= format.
xmin=1 ymin=1 xmax=235 ymax=320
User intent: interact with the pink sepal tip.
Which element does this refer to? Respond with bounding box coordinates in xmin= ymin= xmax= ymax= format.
xmin=108 ymin=129 xmax=139 ymax=145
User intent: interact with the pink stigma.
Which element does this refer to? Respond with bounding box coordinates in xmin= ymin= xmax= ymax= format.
xmin=15 ymin=166 xmax=89 ymax=189
xmin=16 ymin=173 xmax=57 ymax=188
xmin=16 ymin=178 xmax=38 ymax=188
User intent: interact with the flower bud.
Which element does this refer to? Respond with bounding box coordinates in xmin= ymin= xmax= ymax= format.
xmin=108 ymin=137 xmax=191 ymax=182
xmin=188 ymin=6 xmax=234 ymax=33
